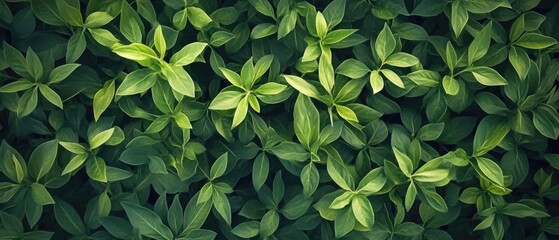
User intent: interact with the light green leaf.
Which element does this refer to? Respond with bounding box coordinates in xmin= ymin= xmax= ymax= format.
xmin=153 ymin=25 xmax=166 ymax=57
xmin=116 ymin=69 xmax=159 ymax=96
xmin=38 ymin=85 xmax=63 ymax=109
xmin=385 ymin=52 xmax=419 ymax=67
xmin=381 ymin=69 xmax=404 ymax=88
xmin=231 ymin=95 xmax=249 ymax=129
xmin=468 ymin=22 xmax=492 ymax=65
xmin=161 ymin=63 xmax=195 ymax=98
xmin=514 ymin=33 xmax=557 ymax=49
xmin=352 ymin=195 xmax=374 ymax=229
xmin=90 ymin=127 xmax=115 ymax=149
xmin=187 ymin=7 xmax=212 ymax=29
xmin=170 ymin=42 xmax=208 ymax=66
xmin=93 ymin=79 xmax=115 ymax=121
xmin=283 ymin=75 xmax=322 ymax=100
xmin=375 ymin=23 xmax=396 ymax=61
xmin=468 ymin=67 xmax=508 ymax=86
xmin=336 ymin=59 xmax=370 ymax=79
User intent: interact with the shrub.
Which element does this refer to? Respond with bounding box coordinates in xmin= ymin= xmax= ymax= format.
xmin=0 ymin=0 xmax=559 ymax=239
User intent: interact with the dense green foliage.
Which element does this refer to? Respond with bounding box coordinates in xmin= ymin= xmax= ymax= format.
xmin=1 ymin=0 xmax=559 ymax=239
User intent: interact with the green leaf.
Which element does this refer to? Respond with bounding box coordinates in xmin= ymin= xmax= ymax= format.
xmin=381 ymin=69 xmax=404 ymax=88
xmin=209 ymin=89 xmax=244 ymax=110
xmin=293 ymin=94 xmax=320 ymax=149
xmin=416 ymin=123 xmax=445 ymax=141
xmin=187 ymin=7 xmax=212 ymax=29
xmin=451 ymin=1 xmax=468 ymax=37
xmin=232 ymin=95 xmax=249 ymax=129
xmin=420 ymin=186 xmax=448 ymax=212
xmin=56 ymin=0 xmax=83 ymax=26
xmin=249 ymin=0 xmax=275 ymax=19
xmin=231 ymin=221 xmax=259 ymax=238
xmin=318 ymin=51 xmax=335 ymax=94
xmin=86 ymin=156 xmax=107 ymax=182
xmin=413 ymin=169 xmax=449 ymax=182
xmin=508 ymin=46 xmax=530 ymax=80
xmin=270 ymin=142 xmax=309 ymax=162
xmin=468 ymin=22 xmax=492 ymax=65
xmin=28 ymin=139 xmax=58 ymax=181
xmin=48 ymin=63 xmax=80 ymax=84
xmin=219 ymin=67 xmax=243 ymax=88
xmin=30 ymin=0 xmax=65 ymax=26
xmin=54 ymin=200 xmax=87 ymax=235
xmin=260 ymin=210 xmax=279 ymax=238
xmin=476 ymin=157 xmax=505 ymax=186
xmin=168 ymin=195 xmax=183 ymax=234
xmin=334 ymin=207 xmax=355 ymax=238
xmin=283 ymin=75 xmax=322 ymax=99
xmin=253 ymin=82 xmax=287 ymax=96
xmin=170 ymin=42 xmax=207 ymax=66
xmin=62 ymin=154 xmax=88 ymax=175
xmin=84 ymin=11 xmax=114 ymax=28
xmin=251 ymin=23 xmax=278 ymax=39
xmin=370 ymin=70 xmax=384 ymax=94
xmin=473 ymin=116 xmax=510 ymax=156
xmin=327 ymin=154 xmax=355 ymax=190
xmin=116 ymin=69 xmax=159 ymax=96
xmin=210 ymin=31 xmax=236 ymax=47
xmin=533 ymin=104 xmax=559 ymax=140
xmin=25 ymin=48 xmax=43 ymax=81
xmin=93 ymin=79 xmax=115 ymax=121
xmin=375 ymin=23 xmax=396 ymax=61
xmin=212 ymin=190 xmax=231 ymax=225
xmin=316 ymin=11 xmax=328 ymax=38
xmin=405 ymin=182 xmax=417 ymax=211
xmin=120 ymin=1 xmax=144 ymax=43
xmin=121 ymin=202 xmax=173 ymax=240
xmin=335 ymin=78 xmax=366 ymax=103
xmin=442 ymin=75 xmax=459 ymax=95
xmin=501 ymin=203 xmax=550 ymax=218
xmin=301 ymin=162 xmax=319 ymax=197
xmin=17 ymin=87 xmax=38 ymax=118
xmin=210 ymin=153 xmax=228 ymax=180
xmin=336 ymin=59 xmax=370 ymax=79
xmin=336 ymin=105 xmax=359 ymax=123
xmin=112 ymin=43 xmax=159 ymax=68
xmin=385 ymin=52 xmax=419 ymax=67
xmin=252 ymin=153 xmax=269 ymax=191
xmin=160 ymin=63 xmax=195 ymax=98
xmin=514 ymin=33 xmax=558 ymax=49
xmin=323 ymin=29 xmax=357 ymax=45
xmin=0 ymin=80 xmax=35 ymax=93
xmin=90 ymin=127 xmax=115 ymax=149
xmin=468 ymin=67 xmax=508 ymax=86
xmin=393 ymin=147 xmax=413 ymax=177
xmin=406 ymin=70 xmax=440 ymax=87
xmin=30 ymin=182 xmax=54 ymax=205
xmin=153 ymin=25 xmax=166 ymax=57
xmin=357 ymin=167 xmax=386 ymax=195
xmin=66 ymin=31 xmax=86 ymax=63
xmin=474 ymin=92 xmax=508 ymax=115
xmin=59 ymin=142 xmax=86 ymax=155
xmin=330 ymin=191 xmax=353 ymax=209
xmin=174 ymin=112 xmax=192 ymax=129
xmin=323 ymin=0 xmax=346 ymax=29
xmin=38 ymin=85 xmax=63 ymax=109
xmin=351 ymin=195 xmax=374 ymax=229
xmin=277 ymin=10 xmax=298 ymax=39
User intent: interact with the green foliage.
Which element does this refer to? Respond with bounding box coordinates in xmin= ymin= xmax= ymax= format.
xmin=0 ymin=0 xmax=558 ymax=239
